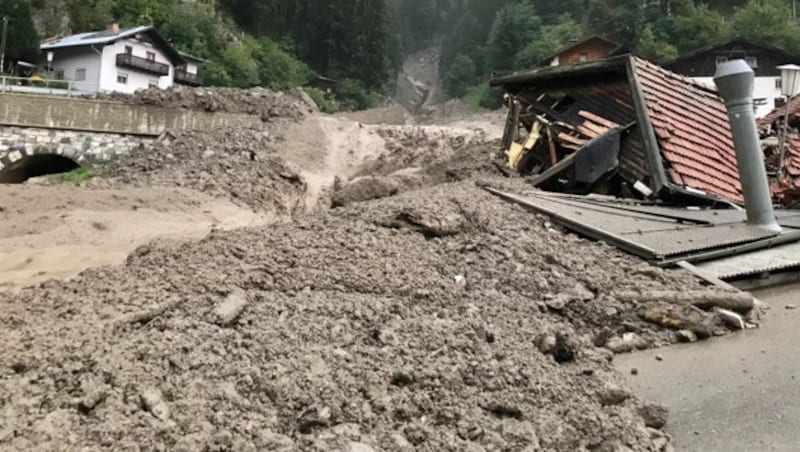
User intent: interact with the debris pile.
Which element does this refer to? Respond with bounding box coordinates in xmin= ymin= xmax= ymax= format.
xmin=90 ymin=86 xmax=317 ymax=120
xmin=0 ymin=178 xmax=741 ymax=451
xmin=96 ymin=127 xmax=307 ymax=214
xmin=492 ymin=56 xmax=742 ymax=206
xmin=759 ymin=96 xmax=800 ymax=207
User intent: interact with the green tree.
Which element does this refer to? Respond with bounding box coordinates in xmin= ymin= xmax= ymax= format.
xmin=253 ymin=38 xmax=313 ymax=90
xmin=672 ymin=2 xmax=731 ymax=52
xmin=445 ymin=53 xmax=477 ymax=97
xmin=637 ymin=25 xmax=678 ymax=62
xmin=516 ymin=14 xmax=583 ymax=69
xmin=587 ymin=0 xmax=649 ymax=46
xmin=0 ymin=0 xmax=39 ymax=69
xmin=66 ymin=0 xmax=112 ymax=32
xmin=110 ymin=0 xmax=175 ymax=27
xmin=336 ymin=78 xmax=376 ymax=111
xmin=733 ymin=0 xmax=800 ymax=52
xmin=487 ymin=1 xmax=541 ymax=72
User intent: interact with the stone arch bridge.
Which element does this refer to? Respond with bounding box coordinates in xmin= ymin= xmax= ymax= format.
xmin=0 ymin=93 xmax=262 ymax=182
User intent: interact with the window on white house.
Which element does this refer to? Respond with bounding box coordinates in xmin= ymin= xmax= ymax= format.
xmin=125 ymin=45 xmax=133 ymax=55
xmin=715 ymin=56 xmax=728 ymax=67
xmin=146 ymin=51 xmax=156 ymax=61
xmin=579 ymin=53 xmax=588 ymax=63
xmin=75 ymin=68 xmax=86 ymax=81
xmin=117 ymin=73 xmax=128 ymax=84
xmin=776 ymin=78 xmax=783 ymax=90
xmin=149 ymin=79 xmax=159 ymax=88
xmin=746 ymin=56 xmax=758 ymax=68
xmin=54 ymin=69 xmax=65 ymax=80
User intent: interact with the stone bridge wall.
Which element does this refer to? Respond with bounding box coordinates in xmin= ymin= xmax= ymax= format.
xmin=0 ymin=93 xmax=263 ymax=135
xmin=0 ymin=127 xmax=152 ymax=170
xmin=0 ymin=93 xmax=263 ymax=168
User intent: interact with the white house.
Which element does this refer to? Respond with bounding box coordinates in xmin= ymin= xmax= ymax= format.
xmin=39 ymin=23 xmax=202 ymax=94
xmin=663 ymin=37 xmax=800 ymax=118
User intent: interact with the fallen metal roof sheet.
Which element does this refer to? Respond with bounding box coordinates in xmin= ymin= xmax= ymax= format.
xmin=696 ymin=242 xmax=800 ymax=279
xmin=485 ymin=188 xmax=779 ymax=261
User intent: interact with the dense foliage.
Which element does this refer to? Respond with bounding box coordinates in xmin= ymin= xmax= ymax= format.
xmin=0 ymin=0 xmax=39 ymax=69
xmin=4 ymin=0 xmax=800 ymax=109
xmin=391 ymin=0 xmax=800 ymax=106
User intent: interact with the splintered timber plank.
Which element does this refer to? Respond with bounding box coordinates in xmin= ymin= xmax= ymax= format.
xmin=581 ymin=121 xmax=609 ymax=136
xmin=558 ymin=133 xmax=587 ymax=147
xmin=578 ymin=110 xmax=620 ymax=128
xmin=576 ymin=126 xmax=600 ymax=139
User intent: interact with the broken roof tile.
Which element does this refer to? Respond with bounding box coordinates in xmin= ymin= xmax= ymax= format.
xmin=633 ymin=58 xmax=742 ymax=202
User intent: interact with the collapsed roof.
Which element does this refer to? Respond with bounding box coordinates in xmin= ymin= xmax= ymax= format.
xmin=491 ymin=55 xmax=743 ymax=205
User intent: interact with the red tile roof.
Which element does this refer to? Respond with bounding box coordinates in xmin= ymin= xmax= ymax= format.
xmin=759 ymin=100 xmax=800 ymax=205
xmin=633 ymin=58 xmax=743 ymax=203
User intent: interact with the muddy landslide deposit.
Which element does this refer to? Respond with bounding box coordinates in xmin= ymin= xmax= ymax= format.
xmin=95 ymin=126 xmax=308 ymax=216
xmin=0 ymin=174 xmax=733 ymax=451
xmin=91 ymin=86 xmax=317 ymax=120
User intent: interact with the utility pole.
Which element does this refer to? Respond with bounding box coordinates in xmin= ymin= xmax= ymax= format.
xmin=0 ymin=16 xmax=8 ymax=75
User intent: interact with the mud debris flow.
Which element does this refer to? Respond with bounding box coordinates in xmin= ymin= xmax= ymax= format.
xmin=0 ymin=88 xmax=742 ymax=451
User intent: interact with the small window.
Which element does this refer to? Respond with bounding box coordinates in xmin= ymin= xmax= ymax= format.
xmin=746 ymin=56 xmax=758 ymax=68
xmin=125 ymin=45 xmax=133 ymax=55
xmin=146 ymin=51 xmax=156 ymax=61
xmin=776 ymin=78 xmax=783 ymax=90
xmin=117 ymin=72 xmax=128 ymax=84
xmin=716 ymin=56 xmax=728 ymax=67
xmin=54 ymin=69 xmax=65 ymax=80
xmin=579 ymin=53 xmax=589 ymax=63
xmin=149 ymin=79 xmax=159 ymax=88
xmin=75 ymin=68 xmax=86 ymax=81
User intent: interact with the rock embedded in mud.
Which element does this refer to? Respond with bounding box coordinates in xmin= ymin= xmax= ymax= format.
xmin=140 ymin=388 xmax=170 ymax=421
xmin=675 ymin=330 xmax=698 ymax=343
xmin=638 ymin=403 xmax=669 ymax=429
xmin=76 ymin=387 xmax=107 ymax=414
xmin=553 ymin=332 xmax=578 ymax=363
xmin=605 ymin=333 xmax=648 ymax=353
xmin=598 ymin=383 xmax=632 ymax=406
xmin=212 ymin=289 xmax=250 ymax=327
xmin=332 ymin=176 xmax=400 ymax=207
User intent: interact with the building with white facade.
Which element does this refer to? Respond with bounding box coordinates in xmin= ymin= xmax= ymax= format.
xmin=39 ymin=23 xmax=202 ymax=94
xmin=663 ymin=37 xmax=800 ymax=118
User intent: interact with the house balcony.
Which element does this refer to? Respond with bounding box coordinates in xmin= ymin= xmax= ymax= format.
xmin=174 ymin=69 xmax=202 ymax=86
xmin=115 ymin=53 xmax=170 ymax=76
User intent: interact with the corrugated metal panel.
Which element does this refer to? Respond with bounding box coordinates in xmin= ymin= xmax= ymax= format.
xmin=696 ymin=242 xmax=800 ymax=279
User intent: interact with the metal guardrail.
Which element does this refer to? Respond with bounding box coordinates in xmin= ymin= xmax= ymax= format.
xmin=0 ymin=75 xmax=76 ymax=97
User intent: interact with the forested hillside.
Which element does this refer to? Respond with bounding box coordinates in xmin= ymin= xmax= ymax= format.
xmin=3 ymin=0 xmax=800 ymax=110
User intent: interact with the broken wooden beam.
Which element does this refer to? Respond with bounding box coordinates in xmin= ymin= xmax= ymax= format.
xmin=578 ymin=110 xmax=620 ymax=128
xmin=614 ymin=290 xmax=754 ymax=313
xmin=557 ymin=133 xmax=587 ymax=147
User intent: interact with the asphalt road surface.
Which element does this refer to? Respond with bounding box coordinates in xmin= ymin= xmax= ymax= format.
xmin=616 ymin=283 xmax=800 ymax=452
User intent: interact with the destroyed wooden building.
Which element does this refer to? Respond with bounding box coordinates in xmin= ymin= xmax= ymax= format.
xmin=491 ymin=55 xmax=745 ymax=206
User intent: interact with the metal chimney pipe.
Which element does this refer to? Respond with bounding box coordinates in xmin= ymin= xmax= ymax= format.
xmin=714 ymin=60 xmax=781 ymax=232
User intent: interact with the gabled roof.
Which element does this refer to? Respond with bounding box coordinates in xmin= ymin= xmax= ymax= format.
xmin=41 ymin=26 xmax=185 ymax=65
xmin=663 ymin=35 xmax=800 ymax=68
xmin=540 ymin=35 xmax=621 ymax=65
xmin=491 ymin=55 xmax=743 ymax=204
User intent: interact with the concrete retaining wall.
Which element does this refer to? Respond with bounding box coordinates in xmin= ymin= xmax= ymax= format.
xmin=0 ymin=93 xmax=263 ymax=136
xmin=0 ymin=126 xmax=152 ymax=169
